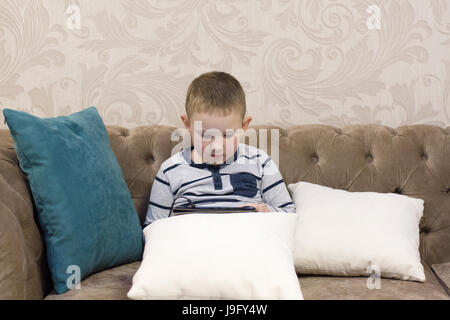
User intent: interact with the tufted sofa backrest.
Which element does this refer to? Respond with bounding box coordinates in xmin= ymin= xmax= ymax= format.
xmin=0 ymin=123 xmax=449 ymax=298
xmin=106 ymin=124 xmax=450 ymax=267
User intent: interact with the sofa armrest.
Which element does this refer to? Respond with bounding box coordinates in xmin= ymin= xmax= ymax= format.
xmin=0 ymin=143 xmax=51 ymax=299
xmin=431 ymin=263 xmax=450 ymax=296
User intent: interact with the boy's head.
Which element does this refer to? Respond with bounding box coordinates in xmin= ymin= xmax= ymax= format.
xmin=181 ymin=71 xmax=252 ymax=165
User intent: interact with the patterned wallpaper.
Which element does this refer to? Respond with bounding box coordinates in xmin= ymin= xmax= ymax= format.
xmin=1 ymin=0 xmax=450 ymax=129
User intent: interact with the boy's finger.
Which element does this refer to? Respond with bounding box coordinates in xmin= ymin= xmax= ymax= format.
xmin=239 ymin=203 xmax=252 ymax=207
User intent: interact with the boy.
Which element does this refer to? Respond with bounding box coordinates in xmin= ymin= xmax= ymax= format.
xmin=143 ymin=71 xmax=295 ymax=228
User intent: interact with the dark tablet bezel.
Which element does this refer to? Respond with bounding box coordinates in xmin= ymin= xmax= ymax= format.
xmin=172 ymin=206 xmax=257 ymax=214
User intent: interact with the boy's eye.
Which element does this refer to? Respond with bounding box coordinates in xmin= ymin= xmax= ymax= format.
xmin=195 ymin=131 xmax=235 ymax=139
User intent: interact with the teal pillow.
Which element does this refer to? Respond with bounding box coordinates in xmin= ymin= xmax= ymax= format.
xmin=2 ymin=106 xmax=143 ymax=294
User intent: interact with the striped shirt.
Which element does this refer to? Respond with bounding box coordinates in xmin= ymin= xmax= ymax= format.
xmin=143 ymin=143 xmax=296 ymax=228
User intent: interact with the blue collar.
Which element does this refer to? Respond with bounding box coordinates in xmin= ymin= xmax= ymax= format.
xmin=182 ymin=145 xmax=240 ymax=170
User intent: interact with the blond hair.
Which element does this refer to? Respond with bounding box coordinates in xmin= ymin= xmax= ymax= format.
xmin=185 ymin=71 xmax=246 ymax=119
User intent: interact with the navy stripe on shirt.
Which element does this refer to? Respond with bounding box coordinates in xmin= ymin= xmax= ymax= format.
xmin=279 ymin=201 xmax=294 ymax=208
xmin=261 ymin=157 xmax=271 ymax=168
xmin=262 ymin=179 xmax=284 ymax=193
xmin=155 ymin=176 xmax=170 ymax=186
xmin=173 ymin=174 xmax=213 ymax=196
xmin=163 ymin=163 xmax=181 ymax=174
xmin=183 ymin=191 xmax=236 ymax=197
xmin=221 ymin=172 xmax=262 ymax=180
xmin=149 ymin=201 xmax=171 ymax=210
xmin=240 ymin=154 xmax=261 ymax=160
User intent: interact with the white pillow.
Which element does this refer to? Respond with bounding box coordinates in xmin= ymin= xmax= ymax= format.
xmin=127 ymin=212 xmax=303 ymax=300
xmin=288 ymin=181 xmax=425 ymax=282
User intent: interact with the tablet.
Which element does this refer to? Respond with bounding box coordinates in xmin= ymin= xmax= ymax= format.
xmin=173 ymin=205 xmax=257 ymax=214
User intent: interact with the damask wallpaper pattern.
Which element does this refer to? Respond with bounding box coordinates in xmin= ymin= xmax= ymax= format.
xmin=0 ymin=0 xmax=449 ymax=129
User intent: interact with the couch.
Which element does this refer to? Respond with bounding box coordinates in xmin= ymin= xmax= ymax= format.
xmin=0 ymin=123 xmax=449 ymax=300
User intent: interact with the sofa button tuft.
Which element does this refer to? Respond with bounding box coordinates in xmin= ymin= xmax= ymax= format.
xmin=388 ymin=128 xmax=397 ymax=136
xmin=120 ymin=128 xmax=130 ymax=137
xmin=394 ymin=187 xmax=402 ymax=194
xmin=146 ymin=154 xmax=154 ymax=164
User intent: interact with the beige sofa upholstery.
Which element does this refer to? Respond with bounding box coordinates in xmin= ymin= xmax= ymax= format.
xmin=1 ymin=124 xmax=449 ymax=300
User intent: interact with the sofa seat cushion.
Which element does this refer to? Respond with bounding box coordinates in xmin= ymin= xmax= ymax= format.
xmin=44 ymin=262 xmax=141 ymax=300
xmin=45 ymin=261 xmax=449 ymax=300
xmin=299 ymin=263 xmax=449 ymax=300
xmin=431 ymin=263 xmax=450 ymax=295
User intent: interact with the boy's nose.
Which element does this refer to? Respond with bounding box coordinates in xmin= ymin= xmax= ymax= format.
xmin=211 ymin=147 xmax=221 ymax=154
xmin=210 ymin=138 xmax=222 ymax=148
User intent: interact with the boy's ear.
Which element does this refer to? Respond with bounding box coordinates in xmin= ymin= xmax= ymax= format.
xmin=242 ymin=115 xmax=252 ymax=131
xmin=180 ymin=114 xmax=190 ymax=130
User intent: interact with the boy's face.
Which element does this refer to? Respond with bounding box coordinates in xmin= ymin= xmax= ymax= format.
xmin=181 ymin=111 xmax=252 ymax=165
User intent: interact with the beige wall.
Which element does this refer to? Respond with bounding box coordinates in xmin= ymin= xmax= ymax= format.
xmin=1 ymin=0 xmax=450 ymax=129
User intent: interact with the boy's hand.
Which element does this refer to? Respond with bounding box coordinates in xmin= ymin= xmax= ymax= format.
xmin=240 ymin=203 xmax=271 ymax=212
